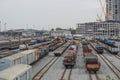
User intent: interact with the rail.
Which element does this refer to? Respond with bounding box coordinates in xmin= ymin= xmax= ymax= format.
xmin=60 ymin=68 xmax=72 ymax=80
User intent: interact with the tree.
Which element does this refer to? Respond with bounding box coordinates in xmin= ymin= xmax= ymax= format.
xmin=56 ymin=27 xmax=63 ymax=30
xmin=51 ymin=28 xmax=54 ymax=31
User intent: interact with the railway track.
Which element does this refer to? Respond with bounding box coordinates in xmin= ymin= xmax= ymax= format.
xmin=60 ymin=68 xmax=72 ymax=80
xmin=104 ymin=49 xmax=120 ymax=60
xmin=88 ymin=71 xmax=100 ymax=80
xmin=114 ymin=55 xmax=120 ymax=60
xmin=32 ymin=57 xmax=59 ymax=80
xmin=98 ymin=54 xmax=120 ymax=79
xmin=32 ymin=41 xmax=71 ymax=80
xmin=90 ymin=42 xmax=120 ymax=79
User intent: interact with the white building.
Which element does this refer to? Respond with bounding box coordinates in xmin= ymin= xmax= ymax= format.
xmin=50 ymin=30 xmax=71 ymax=37
xmin=106 ymin=0 xmax=120 ymax=21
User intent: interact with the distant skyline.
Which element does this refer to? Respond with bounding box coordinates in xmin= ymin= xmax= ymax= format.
xmin=0 ymin=0 xmax=105 ymax=31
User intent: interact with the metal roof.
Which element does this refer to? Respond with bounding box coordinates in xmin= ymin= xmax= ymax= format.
xmin=0 ymin=64 xmax=31 ymax=80
xmin=4 ymin=49 xmax=36 ymax=61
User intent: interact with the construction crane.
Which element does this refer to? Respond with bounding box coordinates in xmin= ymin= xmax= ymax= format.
xmin=97 ymin=0 xmax=108 ymax=22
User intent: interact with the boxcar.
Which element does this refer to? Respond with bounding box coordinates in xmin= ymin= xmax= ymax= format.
xmin=0 ymin=59 xmax=11 ymax=71
xmin=0 ymin=64 xmax=32 ymax=80
xmin=3 ymin=49 xmax=38 ymax=67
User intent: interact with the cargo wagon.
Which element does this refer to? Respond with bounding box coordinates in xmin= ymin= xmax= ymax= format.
xmin=0 ymin=64 xmax=32 ymax=80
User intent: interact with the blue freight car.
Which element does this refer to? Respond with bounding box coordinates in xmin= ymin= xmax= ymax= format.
xmin=95 ymin=44 xmax=104 ymax=54
xmin=0 ymin=59 xmax=11 ymax=71
xmin=37 ymin=46 xmax=49 ymax=58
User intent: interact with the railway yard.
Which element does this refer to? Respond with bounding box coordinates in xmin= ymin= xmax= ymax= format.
xmin=0 ymin=37 xmax=120 ymax=80
xmin=32 ymin=42 xmax=120 ymax=80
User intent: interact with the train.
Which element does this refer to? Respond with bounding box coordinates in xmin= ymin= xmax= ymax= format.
xmin=0 ymin=64 xmax=32 ymax=80
xmin=95 ymin=44 xmax=104 ymax=54
xmin=0 ymin=37 xmax=51 ymax=50
xmin=99 ymin=39 xmax=119 ymax=55
xmin=0 ymin=39 xmax=30 ymax=50
xmin=0 ymin=46 xmax=49 ymax=71
xmin=19 ymin=44 xmax=29 ymax=50
xmin=0 ymin=37 xmax=66 ymax=71
xmin=49 ymin=37 xmax=66 ymax=51
xmin=82 ymin=42 xmax=101 ymax=72
xmin=85 ymin=55 xmax=100 ymax=71
xmin=63 ymin=44 xmax=77 ymax=68
xmin=54 ymin=41 xmax=71 ymax=56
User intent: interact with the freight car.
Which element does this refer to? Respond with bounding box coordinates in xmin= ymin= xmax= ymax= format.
xmin=81 ymin=40 xmax=88 ymax=45
xmin=0 ymin=64 xmax=32 ymax=80
xmin=54 ymin=41 xmax=71 ymax=56
xmin=0 ymin=50 xmax=13 ymax=58
xmin=95 ymin=44 xmax=104 ymax=54
xmin=49 ymin=42 xmax=65 ymax=51
xmin=3 ymin=49 xmax=39 ymax=65
xmin=0 ymin=59 xmax=11 ymax=71
xmin=85 ymin=55 xmax=100 ymax=72
xmin=66 ymin=45 xmax=77 ymax=56
xmin=29 ymin=39 xmax=37 ymax=45
xmin=19 ymin=44 xmax=29 ymax=50
xmin=63 ymin=45 xmax=77 ymax=68
xmin=82 ymin=44 xmax=92 ymax=56
xmin=0 ymin=39 xmax=31 ymax=50
xmin=99 ymin=39 xmax=119 ymax=55
xmin=82 ymin=43 xmax=101 ymax=72
xmin=63 ymin=54 xmax=76 ymax=68
xmin=0 ymin=46 xmax=49 ymax=71
xmin=36 ymin=45 xmax=49 ymax=59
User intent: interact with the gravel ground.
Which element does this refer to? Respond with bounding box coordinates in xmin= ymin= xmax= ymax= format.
xmin=32 ymin=52 xmax=54 ymax=78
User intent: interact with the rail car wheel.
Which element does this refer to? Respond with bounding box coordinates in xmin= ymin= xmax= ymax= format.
xmin=65 ymin=65 xmax=68 ymax=68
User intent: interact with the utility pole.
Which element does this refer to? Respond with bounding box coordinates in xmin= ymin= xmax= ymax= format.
xmin=4 ymin=22 xmax=7 ymax=37
xmin=0 ymin=21 xmax=1 ymax=32
xmin=26 ymin=24 xmax=28 ymax=30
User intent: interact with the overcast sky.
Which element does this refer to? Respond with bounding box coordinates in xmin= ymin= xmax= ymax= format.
xmin=0 ymin=0 xmax=105 ymax=31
